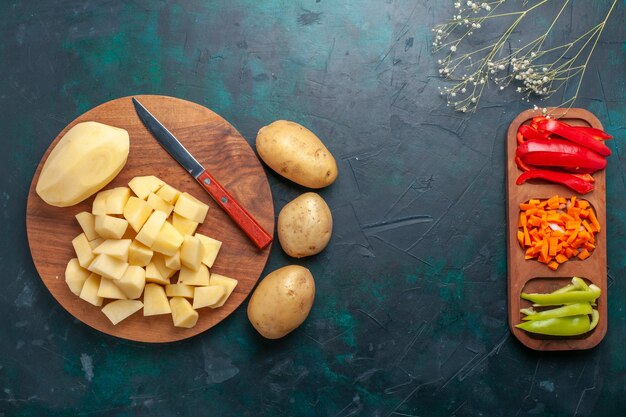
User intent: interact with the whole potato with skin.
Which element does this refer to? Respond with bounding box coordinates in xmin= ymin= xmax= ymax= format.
xmin=278 ymin=192 xmax=332 ymax=258
xmin=247 ymin=265 xmax=315 ymax=339
xmin=256 ymin=120 xmax=338 ymax=188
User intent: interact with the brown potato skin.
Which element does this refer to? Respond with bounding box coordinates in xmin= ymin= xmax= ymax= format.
xmin=278 ymin=192 xmax=332 ymax=258
xmin=247 ymin=265 xmax=315 ymax=339
xmin=256 ymin=120 xmax=338 ymax=188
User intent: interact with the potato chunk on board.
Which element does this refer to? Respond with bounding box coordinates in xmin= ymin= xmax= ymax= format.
xmin=102 ymin=300 xmax=143 ymax=325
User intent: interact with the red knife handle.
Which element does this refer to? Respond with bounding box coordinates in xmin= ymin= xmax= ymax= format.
xmin=196 ymin=170 xmax=273 ymax=250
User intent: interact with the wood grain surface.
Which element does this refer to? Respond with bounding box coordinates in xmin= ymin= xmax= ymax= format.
xmin=26 ymin=95 xmax=274 ymax=343
xmin=506 ymin=108 xmax=607 ymax=351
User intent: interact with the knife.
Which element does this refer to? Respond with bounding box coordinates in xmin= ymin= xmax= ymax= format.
xmin=132 ymin=97 xmax=272 ymax=250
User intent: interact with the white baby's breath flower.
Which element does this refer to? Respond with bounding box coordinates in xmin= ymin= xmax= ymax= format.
xmin=431 ymin=0 xmax=616 ymax=113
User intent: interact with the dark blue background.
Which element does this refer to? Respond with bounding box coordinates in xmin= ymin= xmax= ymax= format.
xmin=1 ymin=1 xmax=625 ymax=416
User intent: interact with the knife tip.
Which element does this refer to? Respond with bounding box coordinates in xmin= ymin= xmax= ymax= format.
xmin=131 ymin=97 xmax=144 ymax=111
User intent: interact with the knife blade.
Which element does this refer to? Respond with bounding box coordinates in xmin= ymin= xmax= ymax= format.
xmin=132 ymin=97 xmax=272 ymax=249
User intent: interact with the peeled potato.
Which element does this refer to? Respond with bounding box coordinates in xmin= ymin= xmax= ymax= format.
xmin=247 ymin=265 xmax=315 ymax=339
xmin=256 ymin=120 xmax=337 ymax=188
xmin=36 ymin=121 xmax=129 ymax=207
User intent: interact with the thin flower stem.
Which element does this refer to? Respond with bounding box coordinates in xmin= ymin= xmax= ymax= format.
xmin=432 ymin=0 xmax=618 ymax=113
xmin=537 ymin=0 xmax=570 ymax=51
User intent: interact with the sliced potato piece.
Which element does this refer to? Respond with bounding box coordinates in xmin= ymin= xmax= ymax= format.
xmin=172 ymin=212 xmax=199 ymax=236
xmin=170 ymin=297 xmax=199 ymax=328
xmin=97 ymin=278 xmax=128 ymax=300
xmin=92 ymin=239 xmax=131 ymax=262
xmin=145 ymin=254 xmax=175 ymax=285
xmin=75 ymin=211 xmax=98 ymax=241
xmin=102 ymin=300 xmax=143 ymax=325
xmin=79 ymin=273 xmax=103 ymax=306
xmin=165 ymin=284 xmax=194 ymax=298
xmin=180 ymin=235 xmax=205 ymax=271
xmin=195 ymin=233 xmax=222 ymax=268
xmin=128 ymin=175 xmax=164 ymax=200
xmin=105 ymin=187 xmax=131 ymax=215
xmin=94 ymin=214 xmax=128 ymax=240
xmin=156 ymin=184 xmax=180 ymax=204
xmin=65 ymin=258 xmax=91 ymax=296
xmin=174 ymin=192 xmax=209 ymax=223
xmin=72 ymin=233 xmax=94 ymax=268
xmin=147 ymin=192 xmax=174 ymax=216
xmin=123 ymin=196 xmax=153 ymax=232
xmin=178 ymin=264 xmax=210 ymax=286
xmin=151 ymin=221 xmax=184 ymax=256
xmin=135 ymin=210 xmax=167 ymax=247
xmin=164 ymin=250 xmax=181 ymax=270
xmin=116 ymin=265 xmax=146 ymax=299
xmin=128 ymin=240 xmax=153 ymax=267
xmin=143 ymin=283 xmax=171 ymax=316
xmin=208 ymin=273 xmax=238 ymax=308
xmin=145 ymin=266 xmax=170 ymax=285
xmin=193 ymin=285 xmax=225 ymax=309
xmin=88 ymin=237 xmax=105 ymax=250
xmin=88 ymin=254 xmax=128 ymax=280
xmin=92 ymin=189 xmax=113 ymax=215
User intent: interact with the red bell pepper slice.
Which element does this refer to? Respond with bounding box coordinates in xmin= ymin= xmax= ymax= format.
xmin=516 ymin=169 xmax=595 ymax=194
xmin=517 ymin=138 xmax=607 ymax=171
xmin=518 ymin=124 xmax=550 ymax=141
xmin=536 ymin=119 xmax=611 ymax=156
xmin=515 ymin=156 xmax=532 ymax=172
xmin=530 ymin=116 xmax=547 ymax=130
xmin=572 ymin=126 xmax=613 ymax=140
xmin=562 ymin=166 xmax=598 ymax=175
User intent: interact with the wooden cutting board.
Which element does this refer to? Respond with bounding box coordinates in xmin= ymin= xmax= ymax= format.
xmin=26 ymin=95 xmax=274 ymax=343
xmin=506 ymin=108 xmax=607 ymax=351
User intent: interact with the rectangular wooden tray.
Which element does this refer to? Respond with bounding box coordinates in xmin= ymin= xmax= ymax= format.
xmin=506 ymin=108 xmax=607 ymax=351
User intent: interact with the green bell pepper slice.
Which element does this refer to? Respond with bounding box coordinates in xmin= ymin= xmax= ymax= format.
xmin=550 ymin=277 xmax=590 ymax=295
xmin=521 ymin=303 xmax=592 ymax=321
xmin=589 ymin=309 xmax=600 ymax=331
xmin=515 ymin=315 xmax=591 ymax=336
xmin=521 ymin=285 xmax=600 ymax=306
